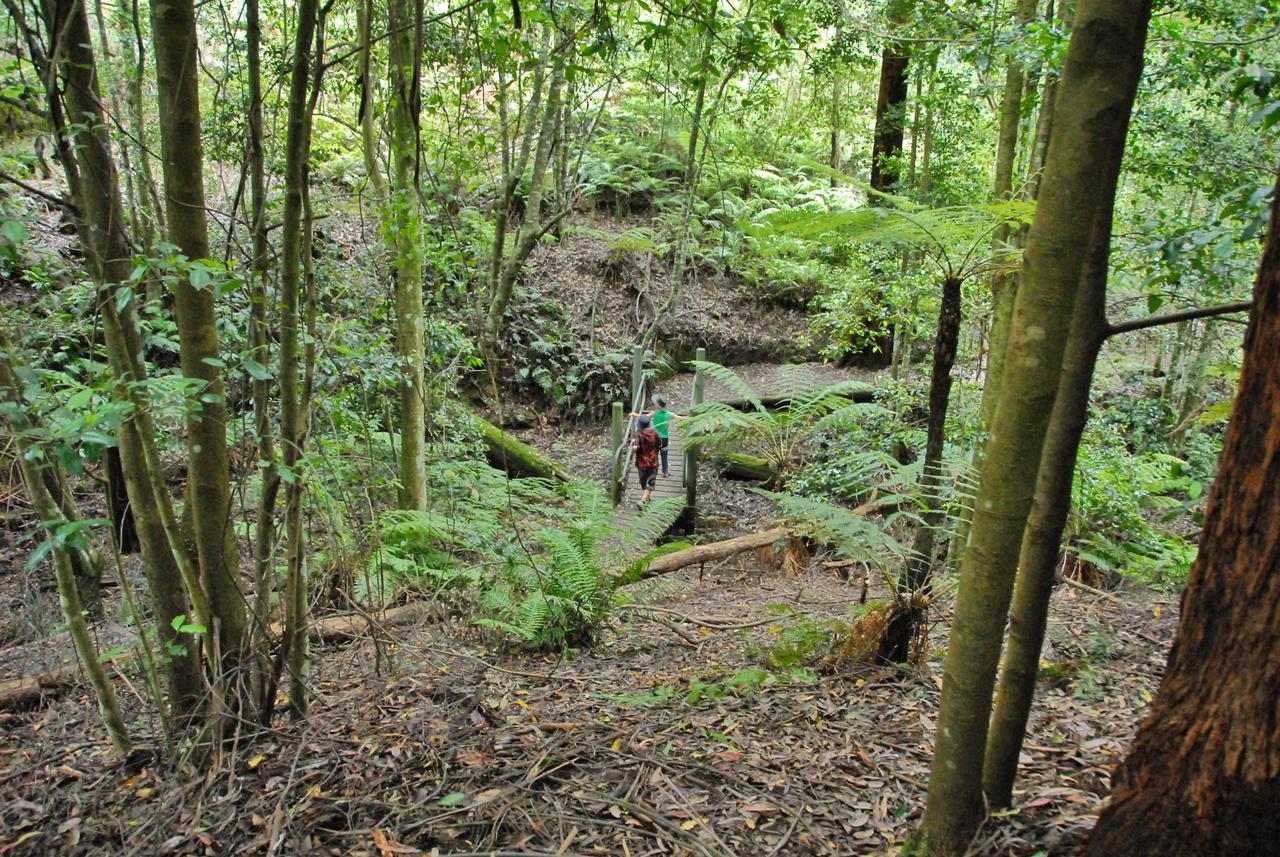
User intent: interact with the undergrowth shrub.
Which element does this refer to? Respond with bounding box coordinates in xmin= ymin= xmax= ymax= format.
xmin=366 ymin=464 xmax=685 ymax=648
xmin=1066 ymin=425 xmax=1202 ymax=589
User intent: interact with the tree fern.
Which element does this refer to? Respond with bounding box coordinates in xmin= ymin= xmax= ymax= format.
xmin=770 ymin=491 xmax=911 ymax=571
xmin=679 ymin=362 xmax=876 ymax=480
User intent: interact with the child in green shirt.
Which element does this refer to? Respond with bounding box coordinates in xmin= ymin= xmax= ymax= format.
xmin=646 ymin=396 xmax=683 ymax=477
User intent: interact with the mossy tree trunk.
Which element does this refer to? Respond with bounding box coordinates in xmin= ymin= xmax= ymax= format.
xmin=1086 ymin=177 xmax=1280 ymax=857
xmin=918 ymin=1 xmax=1152 ymax=851
xmin=981 ymin=140 xmax=1119 ymax=807
xmin=150 ymin=0 xmax=247 ymax=674
xmin=23 ymin=0 xmax=203 ymax=712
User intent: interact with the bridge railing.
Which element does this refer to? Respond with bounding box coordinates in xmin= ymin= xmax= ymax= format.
xmin=610 ymin=346 xmax=648 ymax=504
xmin=610 ymin=346 xmax=706 ymax=511
xmin=683 ymin=347 xmax=705 ymax=510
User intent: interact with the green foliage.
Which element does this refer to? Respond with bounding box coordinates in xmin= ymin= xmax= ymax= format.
xmin=1066 ymin=426 xmax=1202 ymax=589
xmin=680 ymin=361 xmax=875 ymax=479
xmin=367 ymin=463 xmax=684 ymax=648
xmin=769 ymin=492 xmax=909 ymax=572
xmin=605 ymin=665 xmax=810 ymax=708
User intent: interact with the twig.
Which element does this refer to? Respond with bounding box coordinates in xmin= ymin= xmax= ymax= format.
xmin=0 ymin=170 xmax=77 ymax=213
xmin=1060 ymin=575 xmax=1121 ymax=603
xmin=619 ymin=604 xmax=776 ymax=630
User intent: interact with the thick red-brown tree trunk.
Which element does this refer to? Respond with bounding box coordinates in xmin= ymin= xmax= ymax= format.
xmin=1087 ymin=180 xmax=1280 ymax=856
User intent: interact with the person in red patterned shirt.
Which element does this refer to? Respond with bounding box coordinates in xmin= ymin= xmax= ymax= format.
xmin=632 ymin=414 xmax=661 ymax=507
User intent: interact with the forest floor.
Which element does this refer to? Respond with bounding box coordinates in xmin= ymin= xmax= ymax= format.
xmin=0 ymin=545 xmax=1177 ymax=856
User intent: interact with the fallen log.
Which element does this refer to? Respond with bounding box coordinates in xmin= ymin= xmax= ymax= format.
xmin=713 ymin=451 xmax=777 ymax=483
xmin=0 ymin=601 xmax=440 ymax=712
xmin=620 ymin=527 xmax=791 ymax=583
xmin=268 ymin=600 xmax=440 ymax=641
xmin=474 ymin=412 xmax=571 ymax=481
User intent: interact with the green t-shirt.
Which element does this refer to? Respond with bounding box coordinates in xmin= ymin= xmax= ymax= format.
xmin=651 ymin=409 xmax=672 ymax=438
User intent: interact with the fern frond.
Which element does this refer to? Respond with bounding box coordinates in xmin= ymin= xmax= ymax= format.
xmin=618 ymin=497 xmax=684 ymax=559
xmin=688 ymin=361 xmax=765 ymax=411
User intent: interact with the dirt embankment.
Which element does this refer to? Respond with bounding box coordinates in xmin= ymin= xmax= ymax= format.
xmin=525 ymin=214 xmax=823 ymax=366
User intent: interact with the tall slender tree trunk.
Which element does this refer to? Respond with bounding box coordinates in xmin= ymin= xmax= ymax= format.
xmin=150 ymin=0 xmax=247 ymax=671
xmin=1086 ymin=177 xmax=1280 ymax=857
xmin=380 ymin=0 xmax=428 ymax=510
xmin=31 ymin=0 xmax=202 ymax=712
xmin=882 ymin=275 xmax=962 ymax=663
xmin=981 ymin=126 xmax=1124 ymax=806
xmin=263 ymin=0 xmax=319 ymax=721
xmin=2 ymin=375 xmax=132 ymax=758
xmin=484 ymin=42 xmax=566 ymax=364
xmin=949 ymin=0 xmax=1046 ymax=574
xmin=869 ymin=0 xmax=912 ymax=194
xmin=245 ymin=0 xmax=280 ymax=687
xmin=918 ymin=2 xmax=1152 ymax=851
xmin=979 ymin=0 xmax=1040 ymax=432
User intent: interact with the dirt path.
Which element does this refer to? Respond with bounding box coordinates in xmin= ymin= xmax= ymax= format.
xmin=0 ymin=554 xmax=1177 ymax=856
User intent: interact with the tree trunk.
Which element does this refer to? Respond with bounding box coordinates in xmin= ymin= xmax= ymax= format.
xmin=883 ymin=276 xmax=961 ymax=664
xmin=1086 ymin=176 xmax=1280 ymax=857
xmin=31 ymin=0 xmax=202 ymax=712
xmin=484 ymin=42 xmax=565 ymax=366
xmin=919 ymin=2 xmax=1152 ymax=851
xmin=150 ymin=0 xmax=247 ymax=667
xmin=269 ymin=0 xmax=319 ymax=721
xmin=245 ymin=0 xmax=281 ymax=693
xmin=384 ymin=0 xmax=428 ymax=511
xmin=869 ymin=0 xmax=912 ymax=194
xmin=981 ymin=128 xmax=1124 ymax=806
xmin=979 ymin=0 xmax=1040 ymax=433
xmin=903 ymin=276 xmax=962 ymax=592
xmin=0 ymin=339 xmax=131 ymax=758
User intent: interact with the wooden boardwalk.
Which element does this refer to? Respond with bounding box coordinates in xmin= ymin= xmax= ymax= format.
xmin=613 ymin=425 xmax=686 ymax=530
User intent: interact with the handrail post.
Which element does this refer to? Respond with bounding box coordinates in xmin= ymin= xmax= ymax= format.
xmin=630 ymin=345 xmax=645 ymax=411
xmin=611 ymin=401 xmax=624 ymax=504
xmin=685 ymin=348 xmax=705 ymax=511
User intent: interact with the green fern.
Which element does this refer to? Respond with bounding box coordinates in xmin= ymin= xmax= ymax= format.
xmin=770 ymin=491 xmax=909 ymax=571
xmin=680 ymin=362 xmax=875 ymax=481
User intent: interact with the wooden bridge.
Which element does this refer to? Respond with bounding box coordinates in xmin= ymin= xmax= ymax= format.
xmin=609 ymin=347 xmax=705 ymax=533
xmin=606 ymin=346 xmax=880 ymax=536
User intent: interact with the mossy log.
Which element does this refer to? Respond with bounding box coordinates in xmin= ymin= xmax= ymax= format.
xmin=622 ymin=527 xmax=791 ymax=582
xmin=714 ymin=451 xmax=777 ymax=483
xmin=474 ymin=412 xmax=571 ymax=481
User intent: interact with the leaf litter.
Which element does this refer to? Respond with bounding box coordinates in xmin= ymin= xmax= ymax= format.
xmin=0 ymin=553 xmax=1177 ymax=855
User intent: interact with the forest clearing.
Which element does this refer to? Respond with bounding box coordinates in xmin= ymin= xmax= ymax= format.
xmin=1 ymin=0 xmax=1278 ymax=853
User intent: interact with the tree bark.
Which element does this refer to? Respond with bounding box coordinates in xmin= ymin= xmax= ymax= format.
xmin=150 ymin=0 xmax=247 ymax=666
xmin=30 ymin=0 xmax=202 ymax=711
xmin=981 ymin=127 xmax=1124 ymax=806
xmin=1 ymin=343 xmax=131 ymax=758
xmin=1087 ymin=176 xmax=1280 ymax=857
xmin=919 ymin=1 xmax=1152 ymax=851
xmin=484 ymin=40 xmax=565 ymax=367
xmin=269 ymin=0 xmax=320 ymax=721
xmin=390 ymin=0 xmax=428 ymax=511
xmin=884 ymin=276 xmax=961 ymax=664
xmin=979 ymin=0 xmax=1040 ymax=433
xmin=245 ymin=0 xmax=281 ymax=679
xmin=869 ymin=0 xmax=912 ymax=194
xmin=618 ymin=528 xmax=791 ymax=583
